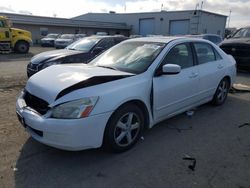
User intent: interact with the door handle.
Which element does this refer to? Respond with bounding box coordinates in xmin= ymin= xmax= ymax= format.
xmin=189 ymin=72 xmax=198 ymax=78
xmin=217 ymin=64 xmax=223 ymax=69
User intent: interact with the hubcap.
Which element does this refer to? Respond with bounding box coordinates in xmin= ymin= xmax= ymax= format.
xmin=114 ymin=112 xmax=141 ymax=147
xmin=217 ymin=80 xmax=228 ymax=102
xmin=19 ymin=44 xmax=27 ymax=52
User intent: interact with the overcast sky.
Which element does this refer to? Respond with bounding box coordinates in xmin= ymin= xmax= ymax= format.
xmin=0 ymin=0 xmax=249 ymax=28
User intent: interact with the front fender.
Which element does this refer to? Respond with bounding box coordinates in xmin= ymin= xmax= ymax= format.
xmin=13 ymin=36 xmax=33 ymax=47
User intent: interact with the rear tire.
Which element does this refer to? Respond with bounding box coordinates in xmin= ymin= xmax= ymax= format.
xmin=212 ymin=78 xmax=230 ymax=105
xmin=14 ymin=41 xmax=29 ymax=53
xmin=103 ymin=104 xmax=144 ymax=153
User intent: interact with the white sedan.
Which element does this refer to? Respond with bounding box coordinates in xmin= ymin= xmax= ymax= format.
xmin=16 ymin=37 xmax=236 ymax=152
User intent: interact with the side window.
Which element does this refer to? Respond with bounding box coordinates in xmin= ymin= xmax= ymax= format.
xmin=162 ymin=43 xmax=194 ymax=69
xmin=214 ymin=48 xmax=223 ymax=60
xmin=96 ymin=38 xmax=115 ymax=49
xmin=114 ymin=37 xmax=125 ymax=44
xmin=194 ymin=43 xmax=216 ymax=64
xmin=207 ymin=36 xmax=217 ymax=44
xmin=0 ymin=21 xmax=4 ymax=27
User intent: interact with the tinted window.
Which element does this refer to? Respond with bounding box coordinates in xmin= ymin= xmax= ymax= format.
xmin=194 ymin=43 xmax=216 ymax=64
xmin=0 ymin=21 xmax=4 ymax=27
xmin=96 ymin=38 xmax=115 ymax=49
xmin=163 ymin=43 xmax=194 ymax=69
xmin=66 ymin=38 xmax=99 ymax=51
xmin=114 ymin=37 xmax=126 ymax=44
xmin=207 ymin=36 xmax=222 ymax=44
xmin=214 ymin=48 xmax=222 ymax=60
xmin=207 ymin=36 xmax=217 ymax=43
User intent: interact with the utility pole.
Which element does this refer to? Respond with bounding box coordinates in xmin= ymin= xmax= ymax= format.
xmin=227 ymin=10 xmax=232 ymax=28
xmin=200 ymin=1 xmax=204 ymax=10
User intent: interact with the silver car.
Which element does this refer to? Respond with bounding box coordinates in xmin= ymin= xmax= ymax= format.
xmin=54 ymin=34 xmax=76 ymax=49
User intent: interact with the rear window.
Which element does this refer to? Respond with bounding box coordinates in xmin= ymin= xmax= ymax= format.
xmin=207 ymin=36 xmax=222 ymax=44
xmin=114 ymin=37 xmax=127 ymax=44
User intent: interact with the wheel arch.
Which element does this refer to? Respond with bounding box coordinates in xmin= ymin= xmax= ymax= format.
xmin=224 ymin=75 xmax=231 ymax=87
xmin=102 ymin=99 xmax=151 ymax=151
xmin=14 ymin=40 xmax=30 ymax=53
xmin=107 ymin=99 xmax=151 ymax=130
xmin=14 ymin=39 xmax=29 ymax=48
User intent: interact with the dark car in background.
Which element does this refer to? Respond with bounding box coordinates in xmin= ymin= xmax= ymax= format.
xmin=220 ymin=26 xmax=250 ymax=70
xmin=41 ymin=33 xmax=60 ymax=47
xmin=27 ymin=35 xmax=127 ymax=77
xmin=187 ymin=34 xmax=223 ymax=45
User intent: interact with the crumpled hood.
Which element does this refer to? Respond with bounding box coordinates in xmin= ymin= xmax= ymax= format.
xmin=220 ymin=38 xmax=250 ymax=46
xmin=25 ymin=64 xmax=133 ymax=103
xmin=31 ymin=49 xmax=83 ymax=64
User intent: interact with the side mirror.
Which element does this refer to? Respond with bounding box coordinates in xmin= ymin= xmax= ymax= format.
xmin=92 ymin=47 xmax=104 ymax=55
xmin=162 ymin=64 xmax=181 ymax=75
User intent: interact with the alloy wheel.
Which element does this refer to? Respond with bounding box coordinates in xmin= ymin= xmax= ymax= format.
xmin=217 ymin=79 xmax=228 ymax=103
xmin=114 ymin=112 xmax=141 ymax=147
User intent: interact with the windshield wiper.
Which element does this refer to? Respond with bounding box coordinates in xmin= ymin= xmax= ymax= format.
xmin=97 ymin=65 xmax=118 ymax=70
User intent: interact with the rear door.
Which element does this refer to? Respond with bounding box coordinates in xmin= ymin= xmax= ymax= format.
xmin=153 ymin=43 xmax=199 ymax=121
xmin=192 ymin=42 xmax=226 ymax=100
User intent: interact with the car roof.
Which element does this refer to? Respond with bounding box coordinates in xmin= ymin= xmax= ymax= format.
xmin=125 ymin=36 xmax=211 ymax=44
xmin=186 ymin=34 xmax=221 ymax=37
xmin=126 ymin=36 xmax=183 ymax=43
xmin=85 ymin=35 xmax=127 ymax=40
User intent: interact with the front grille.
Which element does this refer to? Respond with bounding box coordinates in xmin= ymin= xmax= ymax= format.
xmin=24 ymin=91 xmax=50 ymax=115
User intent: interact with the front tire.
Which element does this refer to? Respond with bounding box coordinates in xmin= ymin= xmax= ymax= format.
xmin=103 ymin=104 xmax=144 ymax=152
xmin=212 ymin=78 xmax=230 ymax=105
xmin=14 ymin=41 xmax=29 ymax=53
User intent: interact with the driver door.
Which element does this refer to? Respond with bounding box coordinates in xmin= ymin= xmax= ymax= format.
xmin=153 ymin=43 xmax=199 ymax=122
xmin=0 ymin=20 xmax=11 ymax=42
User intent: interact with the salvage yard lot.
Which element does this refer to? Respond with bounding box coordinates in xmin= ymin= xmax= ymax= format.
xmin=0 ymin=47 xmax=250 ymax=188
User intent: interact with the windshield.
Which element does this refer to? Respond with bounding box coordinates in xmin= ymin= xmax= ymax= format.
xmin=233 ymin=28 xmax=250 ymax=38
xmin=76 ymin=34 xmax=86 ymax=38
xmin=46 ymin=34 xmax=58 ymax=38
xmin=6 ymin=19 xmax=12 ymax=27
xmin=90 ymin=41 xmax=165 ymax=74
xmin=59 ymin=34 xmax=74 ymax=39
xmin=66 ymin=38 xmax=99 ymax=51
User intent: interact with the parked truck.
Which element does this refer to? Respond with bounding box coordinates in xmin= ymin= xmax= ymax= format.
xmin=0 ymin=16 xmax=32 ymax=53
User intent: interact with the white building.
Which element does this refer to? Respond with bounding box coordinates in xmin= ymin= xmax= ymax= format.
xmin=74 ymin=10 xmax=227 ymax=37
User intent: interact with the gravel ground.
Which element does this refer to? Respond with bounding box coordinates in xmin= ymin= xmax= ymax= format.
xmin=0 ymin=47 xmax=249 ymax=188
